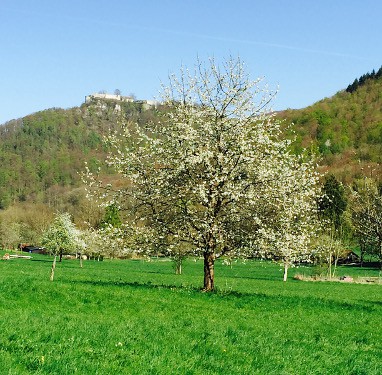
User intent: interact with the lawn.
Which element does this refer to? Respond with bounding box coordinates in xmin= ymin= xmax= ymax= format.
xmin=0 ymin=252 xmax=381 ymax=374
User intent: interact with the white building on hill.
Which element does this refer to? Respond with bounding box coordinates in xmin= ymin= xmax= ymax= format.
xmin=85 ymin=93 xmax=134 ymax=104
xmin=85 ymin=93 xmax=159 ymax=110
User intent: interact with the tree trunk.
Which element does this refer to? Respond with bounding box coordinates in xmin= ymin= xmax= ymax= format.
xmin=79 ymin=253 xmax=83 ymax=268
xmin=174 ymin=255 xmax=183 ymax=275
xmin=175 ymin=261 xmax=182 ymax=275
xmin=203 ymin=252 xmax=215 ymax=291
xmin=332 ymin=257 xmax=338 ymax=278
xmin=328 ymin=250 xmax=332 ymax=279
xmin=59 ymin=249 xmax=63 ymax=262
xmin=283 ymin=262 xmax=288 ymax=282
xmin=50 ymin=255 xmax=57 ymax=281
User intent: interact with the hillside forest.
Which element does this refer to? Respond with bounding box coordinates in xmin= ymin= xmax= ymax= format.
xmin=1 ymin=65 xmax=382 ymax=272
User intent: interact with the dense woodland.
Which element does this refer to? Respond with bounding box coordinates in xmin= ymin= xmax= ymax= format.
xmin=1 ymin=68 xmax=382 ymax=266
xmin=0 ymin=100 xmax=159 ymax=213
xmin=278 ymin=67 xmax=382 ymax=183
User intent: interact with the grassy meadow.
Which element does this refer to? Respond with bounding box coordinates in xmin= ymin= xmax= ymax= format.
xmin=0 ymin=252 xmax=381 ymax=374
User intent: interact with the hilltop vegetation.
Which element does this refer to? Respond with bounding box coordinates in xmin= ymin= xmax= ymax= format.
xmin=279 ymin=67 xmax=382 ymax=183
xmin=0 ymin=101 xmax=159 ymax=209
xmin=346 ymin=65 xmax=382 ymax=93
xmin=0 ymin=108 xmax=101 ymax=207
xmin=0 ymin=100 xmax=162 ymax=247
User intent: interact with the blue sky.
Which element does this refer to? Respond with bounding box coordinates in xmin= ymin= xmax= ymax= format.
xmin=1 ymin=0 xmax=381 ymax=124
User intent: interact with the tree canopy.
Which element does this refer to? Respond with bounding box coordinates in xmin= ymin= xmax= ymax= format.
xmin=318 ymin=174 xmax=347 ymax=231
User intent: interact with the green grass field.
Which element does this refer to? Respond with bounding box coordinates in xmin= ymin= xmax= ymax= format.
xmin=0 ymin=252 xmax=381 ymax=374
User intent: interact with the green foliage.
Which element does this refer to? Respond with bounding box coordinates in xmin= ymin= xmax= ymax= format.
xmin=318 ymin=174 xmax=347 ymax=230
xmin=0 ymin=256 xmax=381 ymax=374
xmin=0 ymin=103 xmax=161 ymax=209
xmin=101 ymin=204 xmax=122 ymax=228
xmin=279 ymin=68 xmax=382 ymax=181
xmin=350 ymin=178 xmax=382 ymax=263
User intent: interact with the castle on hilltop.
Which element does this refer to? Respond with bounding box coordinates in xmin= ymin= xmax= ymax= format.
xmin=85 ymin=92 xmax=134 ymax=103
xmin=85 ymin=93 xmax=159 ymax=110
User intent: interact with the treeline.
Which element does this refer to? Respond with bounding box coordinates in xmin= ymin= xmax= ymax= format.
xmin=346 ymin=66 xmax=382 ymax=93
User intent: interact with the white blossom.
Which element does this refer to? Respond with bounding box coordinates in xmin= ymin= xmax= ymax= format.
xmin=84 ymin=57 xmax=321 ymax=288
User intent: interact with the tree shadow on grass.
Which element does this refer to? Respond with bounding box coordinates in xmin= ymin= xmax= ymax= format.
xmin=74 ymin=279 xmax=199 ymax=292
xmin=344 ymin=262 xmax=381 ymax=270
xmin=70 ymin=279 xmax=381 ymax=312
xmin=360 ymin=300 xmax=382 ymax=307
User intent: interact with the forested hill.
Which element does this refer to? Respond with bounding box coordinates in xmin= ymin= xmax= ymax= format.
xmin=0 ymin=100 xmax=158 ymax=210
xmin=278 ymin=68 xmax=382 ymax=183
xmin=1 ymin=68 xmax=382 ymax=210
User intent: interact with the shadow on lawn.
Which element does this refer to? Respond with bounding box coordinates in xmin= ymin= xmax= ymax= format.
xmin=72 ymin=279 xmax=272 ymax=299
xmin=344 ymin=262 xmax=381 ymax=270
xmin=74 ymin=279 xmax=201 ymax=292
xmin=71 ymin=279 xmax=380 ymax=312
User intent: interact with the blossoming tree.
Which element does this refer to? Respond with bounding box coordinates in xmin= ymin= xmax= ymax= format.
xmin=41 ymin=212 xmax=85 ymax=281
xmin=257 ymin=175 xmax=320 ymax=281
xmin=86 ymin=57 xmax=320 ymax=290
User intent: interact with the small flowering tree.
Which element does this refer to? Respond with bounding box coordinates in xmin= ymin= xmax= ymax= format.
xmin=85 ymin=57 xmax=320 ymax=290
xmin=41 ymin=212 xmax=83 ymax=281
xmin=96 ymin=224 xmax=127 ymax=259
xmin=258 ymin=190 xmax=319 ymax=281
